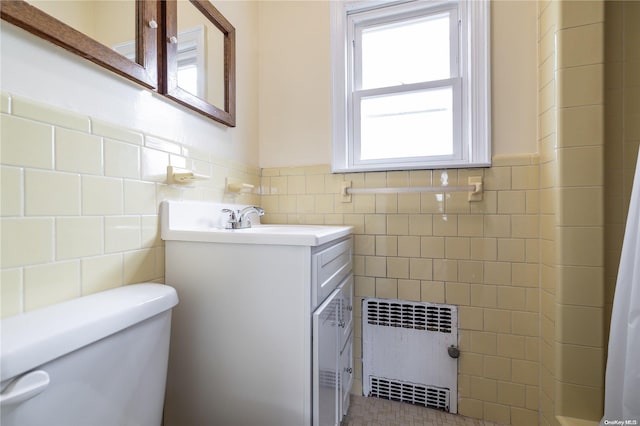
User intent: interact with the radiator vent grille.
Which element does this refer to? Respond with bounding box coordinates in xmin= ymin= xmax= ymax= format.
xmin=365 ymin=299 xmax=452 ymax=333
xmin=369 ymin=376 xmax=449 ymax=411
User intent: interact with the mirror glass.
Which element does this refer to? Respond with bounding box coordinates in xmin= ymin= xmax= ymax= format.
xmin=176 ymin=0 xmax=225 ymax=109
xmin=27 ymin=0 xmax=138 ymax=63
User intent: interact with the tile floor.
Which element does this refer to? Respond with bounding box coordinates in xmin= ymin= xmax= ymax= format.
xmin=342 ymin=395 xmax=503 ymax=426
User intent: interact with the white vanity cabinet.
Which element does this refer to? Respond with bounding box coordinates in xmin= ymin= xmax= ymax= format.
xmin=161 ymin=202 xmax=353 ymax=426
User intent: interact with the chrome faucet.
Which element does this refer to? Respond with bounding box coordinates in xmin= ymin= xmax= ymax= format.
xmin=221 ymin=206 xmax=265 ymax=229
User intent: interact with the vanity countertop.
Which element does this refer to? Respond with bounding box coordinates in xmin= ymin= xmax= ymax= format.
xmin=160 ymin=200 xmax=352 ymax=246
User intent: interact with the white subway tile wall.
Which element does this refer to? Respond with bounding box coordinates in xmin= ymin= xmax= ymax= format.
xmin=0 ymin=93 xmax=260 ymax=316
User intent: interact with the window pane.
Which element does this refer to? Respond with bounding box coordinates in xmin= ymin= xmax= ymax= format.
xmin=359 ymin=87 xmax=453 ymax=160
xmin=178 ymin=65 xmax=199 ymax=96
xmin=361 ymin=13 xmax=451 ymax=89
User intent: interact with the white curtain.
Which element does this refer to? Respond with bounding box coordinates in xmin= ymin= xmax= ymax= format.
xmin=604 ymin=147 xmax=640 ymax=421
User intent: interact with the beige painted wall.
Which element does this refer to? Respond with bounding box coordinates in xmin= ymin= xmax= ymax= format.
xmin=258 ymin=0 xmax=539 ymax=169
xmin=258 ymin=0 xmax=332 ymax=168
xmin=29 ymin=1 xmax=99 ymax=40
xmin=30 ymin=1 xmax=136 ymax=50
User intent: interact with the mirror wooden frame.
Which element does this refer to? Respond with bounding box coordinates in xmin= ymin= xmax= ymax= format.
xmin=0 ymin=0 xmax=159 ymax=89
xmin=1 ymin=0 xmax=236 ymax=127
xmin=162 ymin=0 xmax=235 ymax=127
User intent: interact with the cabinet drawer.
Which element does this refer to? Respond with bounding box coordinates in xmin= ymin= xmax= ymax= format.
xmin=312 ymin=238 xmax=352 ymax=308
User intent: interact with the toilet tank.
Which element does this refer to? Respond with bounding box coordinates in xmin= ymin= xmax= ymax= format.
xmin=0 ymin=283 xmax=179 ymax=426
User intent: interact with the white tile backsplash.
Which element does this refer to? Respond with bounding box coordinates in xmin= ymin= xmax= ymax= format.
xmin=0 ymin=218 xmax=54 ymax=268
xmin=12 ymin=95 xmax=90 ymax=132
xmin=124 ymin=180 xmax=157 ymax=215
xmin=0 ymin=93 xmax=259 ymax=317
xmin=104 ymin=216 xmax=141 ymax=253
xmin=23 ymin=260 xmax=80 ymax=311
xmin=55 ymin=127 xmax=103 ymax=175
xmin=105 ymin=139 xmax=140 ymax=179
xmin=1 ymin=166 xmax=23 ymax=216
xmin=91 ymin=118 xmax=144 ymax=145
xmin=81 ymin=175 xmax=124 ymax=215
xmin=25 ymin=169 xmax=81 ymax=216
xmin=0 ymin=268 xmax=22 ymax=317
xmin=123 ymin=248 xmax=156 ymax=285
xmin=56 ymin=217 xmax=104 ymax=260
xmin=141 ymin=147 xmax=170 ymax=182
xmin=1 ymin=114 xmax=53 ymax=169
xmin=80 ymin=254 xmax=123 ymax=296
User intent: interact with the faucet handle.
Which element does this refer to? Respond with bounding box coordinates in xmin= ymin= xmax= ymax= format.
xmin=221 ymin=208 xmax=237 ymax=219
xmin=221 ymin=208 xmax=238 ymax=229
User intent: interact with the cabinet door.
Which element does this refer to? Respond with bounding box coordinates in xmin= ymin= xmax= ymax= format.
xmin=313 ymin=289 xmax=340 ymax=426
xmin=162 ymin=0 xmax=236 ymax=126
xmin=1 ymin=0 xmax=159 ymax=89
xmin=338 ymin=275 xmax=353 ymax=347
xmin=340 ymin=331 xmax=354 ymax=419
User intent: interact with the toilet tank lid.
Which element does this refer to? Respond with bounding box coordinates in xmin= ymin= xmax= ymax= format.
xmin=1 ymin=283 xmax=178 ymax=382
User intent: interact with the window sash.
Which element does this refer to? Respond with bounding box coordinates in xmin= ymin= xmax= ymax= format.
xmin=351 ymin=4 xmax=459 ymax=91
xmin=351 ymin=78 xmax=462 ymax=168
xmin=347 ymin=2 xmax=461 ymax=169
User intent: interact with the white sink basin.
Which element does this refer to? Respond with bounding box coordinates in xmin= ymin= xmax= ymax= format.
xmin=160 ymin=201 xmax=353 ymax=246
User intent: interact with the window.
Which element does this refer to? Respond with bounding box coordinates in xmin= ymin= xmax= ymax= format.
xmin=331 ymin=0 xmax=490 ymax=172
xmin=175 ymin=26 xmax=206 ymax=99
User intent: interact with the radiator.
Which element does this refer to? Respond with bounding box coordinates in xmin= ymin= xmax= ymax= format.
xmin=362 ymin=298 xmax=458 ymax=413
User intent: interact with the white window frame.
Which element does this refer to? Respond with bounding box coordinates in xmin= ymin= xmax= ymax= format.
xmin=331 ymin=0 xmax=491 ymax=172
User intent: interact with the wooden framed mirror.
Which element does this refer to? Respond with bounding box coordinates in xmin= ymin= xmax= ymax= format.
xmin=162 ymin=0 xmax=235 ymax=127
xmin=1 ymin=0 xmax=237 ymax=127
xmin=0 ymin=0 xmax=159 ymax=89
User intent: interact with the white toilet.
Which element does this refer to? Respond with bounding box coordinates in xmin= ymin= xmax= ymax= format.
xmin=0 ymin=283 xmax=178 ymax=426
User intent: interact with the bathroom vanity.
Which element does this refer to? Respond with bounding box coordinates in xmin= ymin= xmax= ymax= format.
xmin=161 ymin=201 xmax=353 ymax=426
